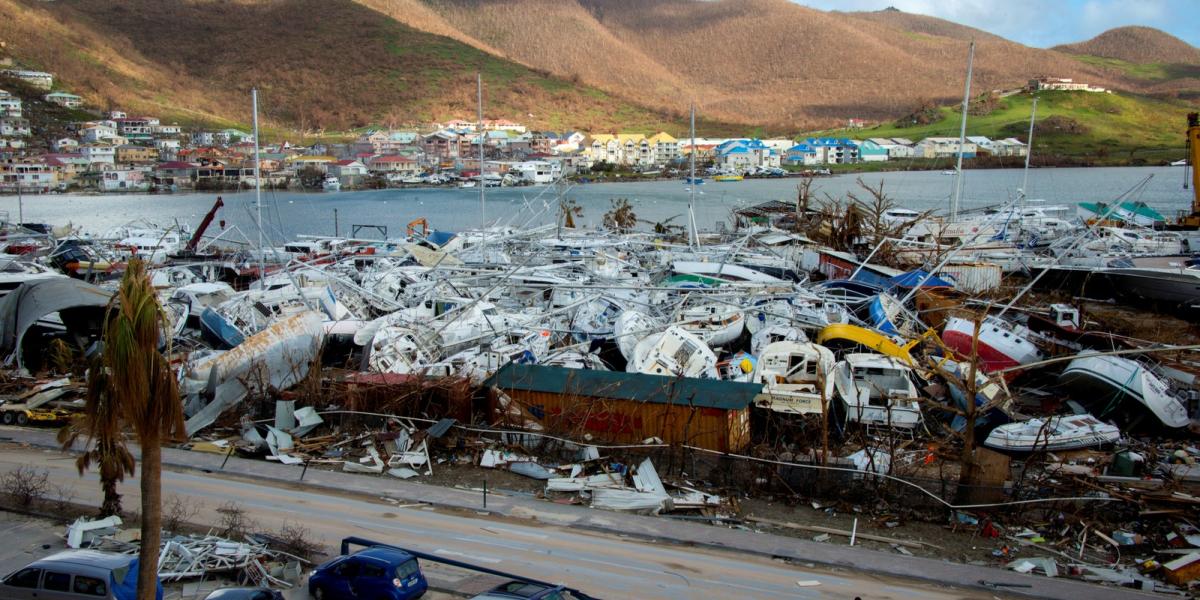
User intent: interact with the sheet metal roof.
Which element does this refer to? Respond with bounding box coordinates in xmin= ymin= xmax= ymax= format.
xmin=485 ymin=364 xmax=759 ymax=410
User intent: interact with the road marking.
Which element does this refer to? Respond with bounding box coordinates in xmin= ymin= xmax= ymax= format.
xmin=455 ymin=536 xmax=536 ymax=552
xmin=481 ymin=526 xmax=548 ymax=539
xmin=434 ymin=549 xmax=502 ymax=564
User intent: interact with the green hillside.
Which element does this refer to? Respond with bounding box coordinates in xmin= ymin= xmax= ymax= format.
xmin=810 ymin=90 xmax=1196 ymax=166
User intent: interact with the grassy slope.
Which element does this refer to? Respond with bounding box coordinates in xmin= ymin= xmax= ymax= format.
xmin=807 ymin=91 xmax=1195 ymax=165
xmin=0 ymin=0 xmax=746 ymax=139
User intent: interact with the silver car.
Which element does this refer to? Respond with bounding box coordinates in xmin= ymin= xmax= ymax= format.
xmin=0 ymin=549 xmax=157 ymax=600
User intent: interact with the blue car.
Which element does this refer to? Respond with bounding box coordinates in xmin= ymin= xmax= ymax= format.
xmin=308 ymin=546 xmax=426 ymax=600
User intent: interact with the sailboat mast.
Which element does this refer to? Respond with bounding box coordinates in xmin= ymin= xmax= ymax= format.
xmin=478 ymin=73 xmax=486 ymax=258
xmin=252 ymin=87 xmax=264 ymax=280
xmin=688 ymin=103 xmax=699 ymax=249
xmin=1020 ymin=97 xmax=1038 ymax=208
xmin=950 ymin=40 xmax=974 ymax=222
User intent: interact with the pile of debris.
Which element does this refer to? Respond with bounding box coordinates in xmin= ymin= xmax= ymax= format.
xmin=64 ymin=516 xmax=309 ymax=590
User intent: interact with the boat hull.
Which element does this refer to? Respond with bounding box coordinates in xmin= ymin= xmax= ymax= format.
xmin=1058 ymin=355 xmax=1190 ymax=429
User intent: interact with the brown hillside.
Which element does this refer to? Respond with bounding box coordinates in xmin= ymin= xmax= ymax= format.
xmin=1054 ymin=26 xmax=1200 ymax=65
xmin=395 ymin=0 xmax=1128 ymax=128
xmin=0 ymin=0 xmax=712 ymax=133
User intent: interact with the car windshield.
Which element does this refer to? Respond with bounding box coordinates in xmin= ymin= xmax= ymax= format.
xmin=394 ymin=559 xmax=420 ymax=579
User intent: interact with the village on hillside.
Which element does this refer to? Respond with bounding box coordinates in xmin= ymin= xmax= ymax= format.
xmin=3 ymin=64 xmax=1124 ymax=194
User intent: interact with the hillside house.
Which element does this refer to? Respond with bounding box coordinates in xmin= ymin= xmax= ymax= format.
xmin=856 ymin=139 xmax=889 ymax=162
xmin=585 ymin=134 xmax=620 ymax=164
xmin=0 ymin=90 xmax=21 ymax=118
xmin=991 ymin=138 xmax=1028 ymax=157
xmin=81 ymin=124 xmax=118 ymax=144
xmin=152 ymin=124 xmax=182 ymax=137
xmin=0 ymin=117 xmax=31 ymax=137
xmin=52 ymin=138 xmax=79 ymax=152
xmin=442 ymin=119 xmax=476 ymax=131
xmin=328 ymin=159 xmax=369 ymax=185
xmin=509 ymin=160 xmax=561 ymax=184
xmin=806 ymin=138 xmax=859 ymax=164
xmin=367 ymin=155 xmax=419 ymax=176
xmin=116 ymin=117 xmax=156 ymax=141
xmin=43 ymin=154 xmax=90 ymax=185
xmin=716 ymin=139 xmax=780 ymax=171
xmin=482 ymin=118 xmax=526 ymax=133
xmin=915 ymin=137 xmax=977 ymax=159
xmin=287 ymin=155 xmax=336 ymax=173
xmin=80 ymin=144 xmax=116 ymax=166
xmin=553 ymin=131 xmax=586 ymax=153
xmin=108 ymin=111 xmax=127 ymax=120
xmin=0 ymin=70 xmax=52 ymax=90
xmin=1026 ymin=77 xmax=1107 ymax=93
xmin=93 ymin=168 xmax=150 ymax=192
xmin=116 ymin=144 xmax=158 ymax=164
xmin=0 ymin=158 xmax=57 ymax=192
xmin=869 ymin=137 xmax=914 ymax=158
xmin=155 ymin=139 xmax=181 ymax=161
xmin=152 ymin=161 xmax=198 ymax=190
xmin=648 ymin=132 xmax=680 ymax=164
xmin=44 ymin=92 xmax=83 ymax=109
xmin=422 ymin=131 xmax=460 ymax=161
xmin=784 ymin=143 xmax=820 ymax=166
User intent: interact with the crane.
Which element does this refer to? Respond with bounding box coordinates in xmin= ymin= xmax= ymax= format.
xmin=185 ymin=196 xmax=225 ymax=253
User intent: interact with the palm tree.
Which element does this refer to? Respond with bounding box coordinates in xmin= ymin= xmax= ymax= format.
xmin=57 ymin=368 xmax=135 ymax=517
xmin=71 ymin=259 xmax=186 ymax=598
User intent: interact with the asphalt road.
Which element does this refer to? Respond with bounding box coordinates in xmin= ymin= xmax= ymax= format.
xmin=0 ymin=445 xmax=998 ymax=600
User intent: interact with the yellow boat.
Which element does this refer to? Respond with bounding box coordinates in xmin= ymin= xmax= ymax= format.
xmin=816 ymin=323 xmax=930 ymax=366
xmin=713 ymin=174 xmax=743 ymax=182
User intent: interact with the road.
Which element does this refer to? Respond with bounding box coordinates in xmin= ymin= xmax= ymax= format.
xmin=0 ymin=444 xmax=997 ymax=600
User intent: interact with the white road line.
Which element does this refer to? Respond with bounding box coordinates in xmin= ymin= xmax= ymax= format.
xmin=433 ymin=549 xmax=502 ymax=564
xmin=481 ymin=526 xmax=548 ymax=539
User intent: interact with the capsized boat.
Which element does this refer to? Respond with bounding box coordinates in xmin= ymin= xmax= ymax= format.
xmin=628 ymin=326 xmax=718 ymax=379
xmin=831 ymin=353 xmax=922 ymax=429
xmin=984 ymin=414 xmax=1120 ymax=452
xmin=613 ymin=310 xmax=660 ymax=362
xmin=1058 ymin=353 xmax=1190 ymax=429
xmin=941 ymin=315 xmax=1043 ymax=374
xmin=753 ymin=341 xmax=835 ymax=415
xmin=677 ymin=302 xmax=744 ymax=348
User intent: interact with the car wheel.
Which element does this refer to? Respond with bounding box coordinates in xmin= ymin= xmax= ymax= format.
xmin=1 ymin=411 xmax=12 ymax=425
xmin=15 ymin=412 xmax=28 ymax=426
xmin=311 ymin=585 xmax=326 ymax=600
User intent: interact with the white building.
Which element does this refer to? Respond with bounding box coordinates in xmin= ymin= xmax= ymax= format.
xmin=510 ymin=160 xmax=562 ymax=184
xmin=0 ymin=90 xmax=21 ymax=118
xmin=868 ymin=137 xmax=914 ymax=159
xmin=80 ymin=144 xmax=116 ymax=166
xmin=108 ymin=110 xmax=127 ymax=120
xmin=0 ymin=70 xmax=52 ymax=90
xmin=53 ymin=138 xmax=79 ymax=152
xmin=915 ymin=137 xmax=977 ymax=159
xmin=97 ymin=169 xmax=150 ymax=192
xmin=0 ymin=117 xmax=31 ymax=137
xmin=81 ymin=124 xmax=119 ymax=144
xmin=153 ymin=124 xmax=182 ymax=137
xmin=44 ymin=92 xmax=84 ymax=109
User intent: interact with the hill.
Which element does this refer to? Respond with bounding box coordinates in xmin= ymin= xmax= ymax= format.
xmin=1053 ymin=26 xmax=1200 ymax=65
xmin=380 ymin=0 xmax=1149 ymax=129
xmin=0 ymin=0 xmax=741 ymax=135
xmin=810 ymin=90 xmax=1194 ymax=166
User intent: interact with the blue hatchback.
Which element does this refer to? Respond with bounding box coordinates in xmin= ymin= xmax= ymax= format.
xmin=308 ymin=546 xmax=427 ymax=600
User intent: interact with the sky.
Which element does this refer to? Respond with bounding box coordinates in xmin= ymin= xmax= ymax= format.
xmin=793 ymin=0 xmax=1200 ymax=48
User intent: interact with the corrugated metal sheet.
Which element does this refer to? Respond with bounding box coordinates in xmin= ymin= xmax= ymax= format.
xmin=485 ymin=364 xmax=760 ymax=410
xmin=938 ymin=263 xmax=1002 ymax=293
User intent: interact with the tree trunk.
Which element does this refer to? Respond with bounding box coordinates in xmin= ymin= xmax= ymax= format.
xmin=138 ymin=432 xmax=162 ymax=599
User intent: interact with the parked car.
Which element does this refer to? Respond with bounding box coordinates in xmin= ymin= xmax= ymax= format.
xmin=0 ymin=549 xmax=161 ymax=600
xmin=308 ymin=545 xmax=426 ymax=600
xmin=470 ymin=580 xmax=575 ymax=600
xmin=203 ymin=587 xmax=284 ymax=600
